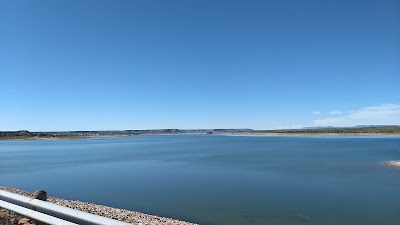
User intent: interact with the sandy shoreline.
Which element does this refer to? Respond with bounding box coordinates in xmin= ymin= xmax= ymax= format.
xmin=224 ymin=132 xmax=400 ymax=137
xmin=0 ymin=186 xmax=198 ymax=225
xmin=384 ymin=161 xmax=400 ymax=168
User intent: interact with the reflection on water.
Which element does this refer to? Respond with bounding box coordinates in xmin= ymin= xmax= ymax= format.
xmin=1 ymin=135 xmax=399 ymax=225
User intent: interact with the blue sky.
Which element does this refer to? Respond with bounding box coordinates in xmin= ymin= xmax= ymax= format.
xmin=1 ymin=0 xmax=399 ymax=131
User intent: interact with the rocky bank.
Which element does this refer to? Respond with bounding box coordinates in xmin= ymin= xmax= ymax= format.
xmin=0 ymin=186 xmax=198 ymax=225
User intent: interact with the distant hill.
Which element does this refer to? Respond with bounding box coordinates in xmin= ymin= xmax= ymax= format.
xmin=302 ymin=125 xmax=399 ymax=129
xmin=259 ymin=125 xmax=400 ymax=134
xmin=353 ymin=125 xmax=399 ymax=128
xmin=302 ymin=126 xmax=336 ymax=129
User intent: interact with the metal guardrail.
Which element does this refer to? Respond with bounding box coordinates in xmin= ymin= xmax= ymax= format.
xmin=0 ymin=190 xmax=132 ymax=225
xmin=0 ymin=199 xmax=77 ymax=225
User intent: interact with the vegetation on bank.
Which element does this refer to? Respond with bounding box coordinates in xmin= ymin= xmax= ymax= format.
xmin=1 ymin=126 xmax=399 ymax=140
xmin=0 ymin=130 xmax=80 ymax=140
xmin=0 ymin=129 xmax=252 ymax=140
xmin=0 ymin=130 xmax=131 ymax=140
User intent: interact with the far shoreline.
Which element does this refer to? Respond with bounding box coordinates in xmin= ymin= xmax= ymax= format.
xmin=1 ymin=126 xmax=400 ymax=140
xmin=1 ymin=132 xmax=400 ymax=141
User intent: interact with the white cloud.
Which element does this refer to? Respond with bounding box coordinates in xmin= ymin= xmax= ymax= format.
xmin=312 ymin=111 xmax=321 ymax=115
xmin=314 ymin=104 xmax=400 ymax=127
xmin=329 ymin=111 xmax=343 ymax=115
xmin=348 ymin=104 xmax=400 ymax=120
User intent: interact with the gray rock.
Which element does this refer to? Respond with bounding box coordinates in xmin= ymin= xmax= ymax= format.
xmin=32 ymin=190 xmax=47 ymax=201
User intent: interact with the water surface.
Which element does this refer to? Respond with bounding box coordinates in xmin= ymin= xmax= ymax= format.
xmin=1 ymin=135 xmax=399 ymax=225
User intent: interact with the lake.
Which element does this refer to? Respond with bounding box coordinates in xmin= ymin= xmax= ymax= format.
xmin=0 ymin=135 xmax=399 ymax=225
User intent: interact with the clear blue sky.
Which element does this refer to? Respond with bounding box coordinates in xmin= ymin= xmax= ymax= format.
xmin=1 ymin=0 xmax=399 ymax=131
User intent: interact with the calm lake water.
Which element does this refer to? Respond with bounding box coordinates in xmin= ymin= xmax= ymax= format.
xmin=1 ymin=135 xmax=399 ymax=225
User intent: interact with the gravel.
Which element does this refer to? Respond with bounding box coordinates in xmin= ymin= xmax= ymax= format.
xmin=0 ymin=186 xmax=198 ymax=225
